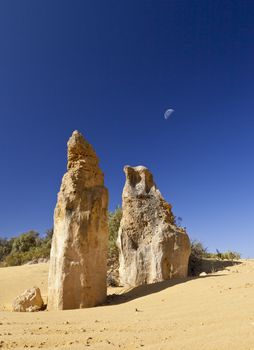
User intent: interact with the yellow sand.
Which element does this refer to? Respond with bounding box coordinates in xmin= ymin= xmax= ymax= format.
xmin=0 ymin=260 xmax=254 ymax=349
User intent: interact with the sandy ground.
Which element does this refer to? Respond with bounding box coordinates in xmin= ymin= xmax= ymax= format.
xmin=0 ymin=260 xmax=254 ymax=350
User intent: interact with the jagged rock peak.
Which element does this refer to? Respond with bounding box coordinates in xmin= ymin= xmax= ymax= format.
xmin=123 ymin=165 xmax=175 ymax=224
xmin=124 ymin=165 xmax=156 ymax=195
xmin=66 ymin=130 xmax=104 ymax=187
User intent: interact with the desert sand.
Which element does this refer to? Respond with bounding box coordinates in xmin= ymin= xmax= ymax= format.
xmin=0 ymin=260 xmax=254 ymax=350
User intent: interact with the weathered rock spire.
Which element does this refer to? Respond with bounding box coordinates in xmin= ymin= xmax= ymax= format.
xmin=48 ymin=130 xmax=108 ymax=310
xmin=117 ymin=165 xmax=190 ymax=287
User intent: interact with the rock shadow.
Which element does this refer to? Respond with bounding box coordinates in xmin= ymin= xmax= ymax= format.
xmin=188 ymin=258 xmax=242 ymax=276
xmin=106 ymin=274 xmax=221 ymax=305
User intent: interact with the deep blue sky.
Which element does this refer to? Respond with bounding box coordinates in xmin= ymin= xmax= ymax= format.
xmin=0 ymin=1 xmax=253 ymax=257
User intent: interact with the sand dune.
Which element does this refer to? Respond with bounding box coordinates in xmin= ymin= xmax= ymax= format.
xmin=0 ymin=260 xmax=254 ymax=349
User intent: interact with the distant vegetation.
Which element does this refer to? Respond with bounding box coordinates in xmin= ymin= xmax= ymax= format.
xmin=0 ymin=208 xmax=123 ymax=267
xmin=189 ymin=239 xmax=241 ymax=261
xmin=108 ymin=206 xmax=122 ymax=260
xmin=0 ymin=229 xmax=53 ymax=267
xmin=188 ymin=239 xmax=241 ymax=276
xmin=0 ymin=209 xmax=240 ymax=270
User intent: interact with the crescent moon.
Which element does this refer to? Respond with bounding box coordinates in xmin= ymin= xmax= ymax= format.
xmin=164 ymin=109 xmax=174 ymax=119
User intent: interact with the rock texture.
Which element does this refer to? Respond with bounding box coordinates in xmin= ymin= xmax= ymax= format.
xmin=12 ymin=287 xmax=44 ymax=312
xmin=48 ymin=131 xmax=108 ymax=310
xmin=117 ymin=166 xmax=191 ymax=287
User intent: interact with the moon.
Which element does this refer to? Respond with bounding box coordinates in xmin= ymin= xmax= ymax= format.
xmin=164 ymin=109 xmax=174 ymax=120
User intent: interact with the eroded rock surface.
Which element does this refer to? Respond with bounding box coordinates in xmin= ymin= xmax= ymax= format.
xmin=117 ymin=165 xmax=191 ymax=287
xmin=48 ymin=131 xmax=108 ymax=310
xmin=13 ymin=287 xmax=44 ymax=312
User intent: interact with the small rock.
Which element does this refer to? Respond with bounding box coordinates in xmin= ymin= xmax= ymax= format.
xmin=26 ymin=259 xmax=38 ymax=265
xmin=199 ymin=272 xmax=207 ymax=277
xmin=135 ymin=308 xmax=142 ymax=312
xmin=12 ymin=287 xmax=44 ymax=312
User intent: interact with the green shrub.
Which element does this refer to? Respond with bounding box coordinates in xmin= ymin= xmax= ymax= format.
xmin=44 ymin=228 xmax=53 ymax=243
xmin=190 ymin=240 xmax=208 ymax=259
xmin=12 ymin=230 xmax=40 ymax=253
xmin=0 ymin=237 xmax=14 ymax=262
xmin=108 ymin=207 xmax=122 ymax=259
xmin=0 ymin=229 xmax=53 ymax=267
xmin=4 ymin=251 xmax=23 ymax=266
xmin=4 ymin=244 xmax=52 ymax=266
xmin=188 ymin=239 xmax=208 ymax=276
xmin=205 ymin=249 xmax=241 ymax=260
xmin=188 ymin=239 xmax=241 ymax=276
xmin=218 ymin=250 xmax=241 ymax=260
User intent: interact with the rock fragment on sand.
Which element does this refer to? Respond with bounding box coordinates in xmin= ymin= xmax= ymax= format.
xmin=12 ymin=287 xmax=44 ymax=312
xmin=199 ymin=272 xmax=207 ymax=276
xmin=117 ymin=165 xmax=191 ymax=287
xmin=48 ymin=130 xmax=108 ymax=310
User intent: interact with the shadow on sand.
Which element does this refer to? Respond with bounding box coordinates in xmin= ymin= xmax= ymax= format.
xmin=106 ymin=259 xmax=242 ymax=306
xmin=106 ymin=274 xmax=221 ymax=306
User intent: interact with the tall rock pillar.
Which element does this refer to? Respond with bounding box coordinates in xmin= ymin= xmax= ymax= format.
xmin=117 ymin=165 xmax=190 ymax=287
xmin=48 ymin=131 xmax=108 ymax=310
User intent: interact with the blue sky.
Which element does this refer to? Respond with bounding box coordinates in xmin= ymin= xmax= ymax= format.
xmin=0 ymin=1 xmax=253 ymax=257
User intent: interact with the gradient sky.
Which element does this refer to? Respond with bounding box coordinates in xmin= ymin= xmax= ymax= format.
xmin=0 ymin=1 xmax=253 ymax=257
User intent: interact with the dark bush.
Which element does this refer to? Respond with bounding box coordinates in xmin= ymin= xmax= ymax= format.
xmin=0 ymin=237 xmax=14 ymax=262
xmin=108 ymin=207 xmax=122 ymax=259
